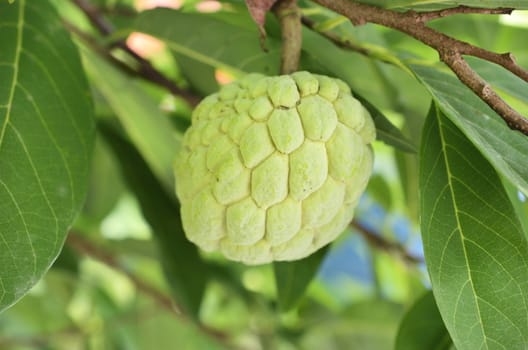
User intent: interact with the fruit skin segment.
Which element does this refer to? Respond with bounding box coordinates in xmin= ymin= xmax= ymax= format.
xmin=175 ymin=71 xmax=376 ymax=265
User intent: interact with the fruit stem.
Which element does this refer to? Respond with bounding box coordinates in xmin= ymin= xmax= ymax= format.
xmin=273 ymin=0 xmax=302 ymax=74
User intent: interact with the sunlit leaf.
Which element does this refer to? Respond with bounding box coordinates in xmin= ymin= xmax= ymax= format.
xmin=420 ymin=104 xmax=528 ymax=349
xmin=81 ymin=48 xmax=178 ymax=192
xmin=0 ymin=0 xmax=95 ymax=312
xmin=134 ymin=9 xmax=281 ymax=76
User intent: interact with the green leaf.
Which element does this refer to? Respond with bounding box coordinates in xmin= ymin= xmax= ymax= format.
xmin=300 ymin=300 xmax=403 ymax=349
xmin=419 ymin=104 xmax=528 ymax=349
xmin=99 ymin=123 xmax=209 ymax=317
xmin=81 ymin=135 xmax=124 ymax=226
xmin=273 ymin=247 xmax=328 ymax=311
xmin=176 ymin=54 xmax=218 ymax=96
xmin=134 ymin=9 xmax=281 ymax=75
xmin=467 ymin=57 xmax=528 ymax=104
xmin=395 ymin=291 xmax=452 ymax=350
xmin=0 ymin=0 xmax=95 ymax=312
xmin=502 ymin=179 xmax=528 ymax=241
xmin=354 ymin=93 xmax=417 ymax=153
xmin=410 ymin=63 xmax=528 ymax=196
xmin=301 ymin=27 xmax=399 ymax=108
xmin=81 ymin=47 xmax=179 ymax=192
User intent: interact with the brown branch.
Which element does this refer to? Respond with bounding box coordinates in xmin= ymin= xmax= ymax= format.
xmin=66 ymin=232 xmax=230 ymax=344
xmin=311 ymin=0 xmax=528 ymax=135
xmin=67 ymin=232 xmax=183 ymax=313
xmin=440 ymin=50 xmax=528 ymax=132
xmin=65 ymin=19 xmax=201 ymax=108
xmin=64 ymin=20 xmax=141 ymax=77
xmin=273 ymin=0 xmax=302 ymax=74
xmin=411 ymin=5 xmax=513 ymax=22
xmin=351 ymin=220 xmax=423 ymax=265
xmin=70 ymin=0 xmax=201 ymax=106
xmin=72 ymin=0 xmax=113 ymax=35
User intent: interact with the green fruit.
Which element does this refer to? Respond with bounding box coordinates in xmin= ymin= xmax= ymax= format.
xmin=175 ymin=71 xmax=375 ymax=265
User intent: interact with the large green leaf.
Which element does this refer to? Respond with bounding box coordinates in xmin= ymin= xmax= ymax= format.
xmin=134 ymin=9 xmax=281 ymax=75
xmin=81 ymin=48 xmax=178 ymax=192
xmin=0 ymin=0 xmax=95 ymax=312
xmin=395 ymin=291 xmax=452 ymax=350
xmin=99 ymin=123 xmax=209 ymax=317
xmin=410 ymin=63 xmax=528 ymax=196
xmin=273 ymin=247 xmax=328 ymax=311
xmin=419 ymin=104 xmax=528 ymax=349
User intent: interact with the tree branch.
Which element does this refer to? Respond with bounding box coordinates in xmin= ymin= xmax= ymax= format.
xmin=70 ymin=0 xmax=201 ymax=106
xmin=410 ymin=5 xmax=513 ymax=22
xmin=273 ymin=0 xmax=302 ymax=74
xmin=351 ymin=220 xmax=424 ymax=265
xmin=311 ymin=0 xmax=528 ymax=135
xmin=67 ymin=232 xmax=183 ymax=313
xmin=66 ymin=232 xmax=230 ymax=343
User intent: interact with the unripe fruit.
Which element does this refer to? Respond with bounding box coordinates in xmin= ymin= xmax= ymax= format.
xmin=175 ymin=71 xmax=375 ymax=264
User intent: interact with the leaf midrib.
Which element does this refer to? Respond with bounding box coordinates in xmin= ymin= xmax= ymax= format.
xmin=436 ymin=106 xmax=488 ymax=347
xmin=0 ymin=0 xmax=24 ymax=149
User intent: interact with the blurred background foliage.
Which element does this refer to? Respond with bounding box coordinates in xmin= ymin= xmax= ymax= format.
xmin=1 ymin=0 xmax=527 ymax=349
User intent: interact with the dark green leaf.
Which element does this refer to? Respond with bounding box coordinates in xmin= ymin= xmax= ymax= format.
xmin=99 ymin=123 xmax=209 ymax=317
xmin=395 ymin=291 xmax=452 ymax=350
xmin=50 ymin=245 xmax=80 ymax=275
xmin=0 ymin=0 xmax=95 ymax=312
xmin=274 ymin=246 xmax=328 ymax=311
xmin=410 ymin=63 xmax=528 ymax=195
xmin=366 ymin=174 xmax=393 ymax=209
xmin=176 ymin=54 xmax=218 ymax=96
xmin=395 ymin=150 xmax=420 ymax=222
xmin=355 ymin=94 xmax=417 ymax=153
xmin=82 ymin=135 xmax=124 ymax=226
xmin=419 ymin=104 xmax=528 ymax=349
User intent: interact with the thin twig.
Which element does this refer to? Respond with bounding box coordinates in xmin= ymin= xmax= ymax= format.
xmin=64 ymin=20 xmax=141 ymax=77
xmin=65 ymin=19 xmax=201 ymax=107
xmin=72 ymin=0 xmax=113 ymax=34
xmin=351 ymin=220 xmax=424 ymax=265
xmin=66 ymin=232 xmax=230 ymax=343
xmin=273 ymin=0 xmax=302 ymax=74
xmin=70 ymin=0 xmax=201 ymax=106
xmin=301 ymin=16 xmax=396 ymax=66
xmin=67 ymin=232 xmax=183 ymax=313
xmin=301 ymin=16 xmax=368 ymax=55
xmin=312 ymin=0 xmax=528 ymax=135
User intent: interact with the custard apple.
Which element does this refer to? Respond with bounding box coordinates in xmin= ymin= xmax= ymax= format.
xmin=175 ymin=71 xmax=375 ymax=265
